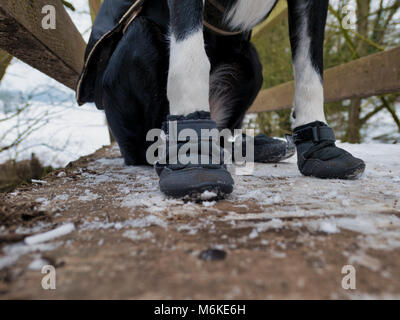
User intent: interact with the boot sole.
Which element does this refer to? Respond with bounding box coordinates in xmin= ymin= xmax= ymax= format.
xmin=302 ymin=161 xmax=366 ymax=180
xmin=159 ymin=167 xmax=234 ymax=200
xmin=255 ymin=139 xmax=296 ymax=164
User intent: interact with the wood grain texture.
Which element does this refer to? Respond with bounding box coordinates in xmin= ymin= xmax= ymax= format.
xmin=250 ymin=47 xmax=400 ymax=113
xmin=0 ymin=0 xmax=86 ymax=89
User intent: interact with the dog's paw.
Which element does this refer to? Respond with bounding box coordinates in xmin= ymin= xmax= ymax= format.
xmin=293 ymin=121 xmax=366 ymax=180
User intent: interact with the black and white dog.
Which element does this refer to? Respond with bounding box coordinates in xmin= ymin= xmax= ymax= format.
xmin=77 ymin=0 xmax=366 ymax=199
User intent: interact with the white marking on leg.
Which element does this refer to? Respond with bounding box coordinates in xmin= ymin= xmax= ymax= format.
xmin=167 ymin=30 xmax=211 ymax=115
xmin=292 ymin=12 xmax=326 ymax=128
xmin=224 ymin=0 xmax=276 ymax=31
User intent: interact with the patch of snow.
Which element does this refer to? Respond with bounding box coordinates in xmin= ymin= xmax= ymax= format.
xmin=32 ymin=179 xmax=47 ymax=185
xmin=319 ymin=221 xmax=339 ymax=234
xmin=249 ymin=229 xmax=259 ymax=239
xmin=0 ymin=242 xmax=63 ymax=270
xmin=28 ymin=257 xmax=49 ymax=271
xmin=80 ymin=215 xmax=167 ymax=231
xmin=78 ymin=190 xmax=100 ymax=202
xmin=15 ymin=222 xmax=53 ymax=235
xmin=201 ymin=191 xmax=218 ymax=201
xmin=25 ymin=223 xmax=75 ymax=245
xmin=54 ymin=194 xmax=69 ymax=201
xmin=203 ymin=201 xmax=216 ymax=207
xmin=123 ymin=230 xmax=153 ymax=241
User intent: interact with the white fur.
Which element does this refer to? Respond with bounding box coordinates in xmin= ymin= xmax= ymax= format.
xmin=167 ymin=30 xmax=211 ymax=115
xmin=224 ymin=0 xmax=276 ymax=31
xmin=292 ymin=8 xmax=326 ymax=128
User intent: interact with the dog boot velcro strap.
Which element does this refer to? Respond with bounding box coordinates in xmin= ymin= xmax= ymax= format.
xmin=235 ymin=133 xmax=296 ymax=163
xmin=293 ymin=125 xmax=335 ymax=144
xmin=156 ymin=111 xmax=234 ymax=199
xmin=293 ymin=121 xmax=366 ymax=180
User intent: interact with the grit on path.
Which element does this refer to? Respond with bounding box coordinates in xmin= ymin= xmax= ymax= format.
xmin=1 ymin=143 xmax=400 ymax=299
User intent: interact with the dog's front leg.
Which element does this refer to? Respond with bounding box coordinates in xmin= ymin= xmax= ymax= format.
xmin=156 ymin=0 xmax=234 ymax=199
xmin=167 ymin=0 xmax=210 ymax=115
xmin=288 ymin=0 xmax=366 ymax=180
xmin=288 ymin=0 xmax=328 ymax=127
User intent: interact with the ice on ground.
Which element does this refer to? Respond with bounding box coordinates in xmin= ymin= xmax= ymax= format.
xmin=28 ymin=257 xmax=49 ymax=271
xmin=24 ymin=223 xmax=75 ymax=245
xmin=0 ymin=242 xmax=63 ymax=270
xmin=78 ymin=190 xmax=100 ymax=202
xmin=80 ymin=215 xmax=167 ymax=231
xmin=318 ymin=221 xmax=339 ymax=234
xmin=201 ymin=191 xmax=218 ymax=200
xmin=123 ymin=230 xmax=153 ymax=241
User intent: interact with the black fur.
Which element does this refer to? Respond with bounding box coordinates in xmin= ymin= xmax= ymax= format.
xmin=100 ymin=0 xmax=328 ymax=165
xmin=288 ymin=0 xmax=329 ymax=78
xmin=168 ymin=0 xmax=204 ymax=41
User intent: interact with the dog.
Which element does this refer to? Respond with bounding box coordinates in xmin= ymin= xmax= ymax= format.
xmin=76 ymin=0 xmax=366 ymax=199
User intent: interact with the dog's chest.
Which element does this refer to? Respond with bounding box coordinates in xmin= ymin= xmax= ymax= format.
xmin=205 ymin=0 xmax=277 ymax=32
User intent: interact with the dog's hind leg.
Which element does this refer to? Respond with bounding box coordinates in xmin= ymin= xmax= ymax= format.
xmin=288 ymin=0 xmax=365 ymax=179
xmin=208 ymin=40 xmax=295 ymax=163
xmin=209 ymin=41 xmax=263 ymax=131
xmin=167 ymin=0 xmax=211 ymax=115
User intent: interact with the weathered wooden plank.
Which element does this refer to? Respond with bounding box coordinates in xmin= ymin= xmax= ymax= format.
xmin=249 ymin=46 xmax=400 ymax=113
xmin=252 ymin=0 xmax=288 ymax=41
xmin=0 ymin=0 xmax=86 ymax=89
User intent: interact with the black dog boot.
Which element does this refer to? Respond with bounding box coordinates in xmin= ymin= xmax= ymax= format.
xmin=235 ymin=133 xmax=296 ymax=163
xmin=156 ymin=112 xmax=234 ymax=199
xmin=293 ymin=121 xmax=366 ymax=180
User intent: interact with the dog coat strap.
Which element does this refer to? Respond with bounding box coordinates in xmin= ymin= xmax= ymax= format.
xmin=204 ymin=0 xmax=244 ymax=36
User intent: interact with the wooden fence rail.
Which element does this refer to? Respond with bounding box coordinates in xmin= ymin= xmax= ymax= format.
xmin=0 ymin=0 xmax=86 ymax=89
xmin=250 ymin=46 xmax=400 ymax=113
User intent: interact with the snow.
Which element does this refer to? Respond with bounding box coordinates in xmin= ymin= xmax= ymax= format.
xmin=0 ymin=242 xmax=63 ymax=270
xmin=31 ymin=180 xmax=47 ymax=185
xmin=319 ymin=221 xmax=340 ymax=234
xmin=80 ymin=215 xmax=167 ymax=231
xmin=201 ymin=191 xmax=218 ymax=200
xmin=123 ymin=230 xmax=153 ymax=241
xmin=24 ymin=223 xmax=75 ymax=245
xmin=0 ymin=1 xmax=109 ymax=168
xmin=78 ymin=190 xmax=100 ymax=202
xmin=28 ymin=257 xmax=49 ymax=271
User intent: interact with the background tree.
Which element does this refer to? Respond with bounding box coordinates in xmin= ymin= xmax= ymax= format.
xmin=0 ymin=49 xmax=12 ymax=83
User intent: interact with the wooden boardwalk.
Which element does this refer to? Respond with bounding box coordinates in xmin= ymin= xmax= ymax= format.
xmin=1 ymin=144 xmax=400 ymax=299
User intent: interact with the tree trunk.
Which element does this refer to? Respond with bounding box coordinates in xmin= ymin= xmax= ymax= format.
xmin=0 ymin=48 xmax=12 ymax=82
xmin=347 ymin=0 xmax=370 ymax=143
xmin=348 ymin=98 xmax=362 ymax=143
